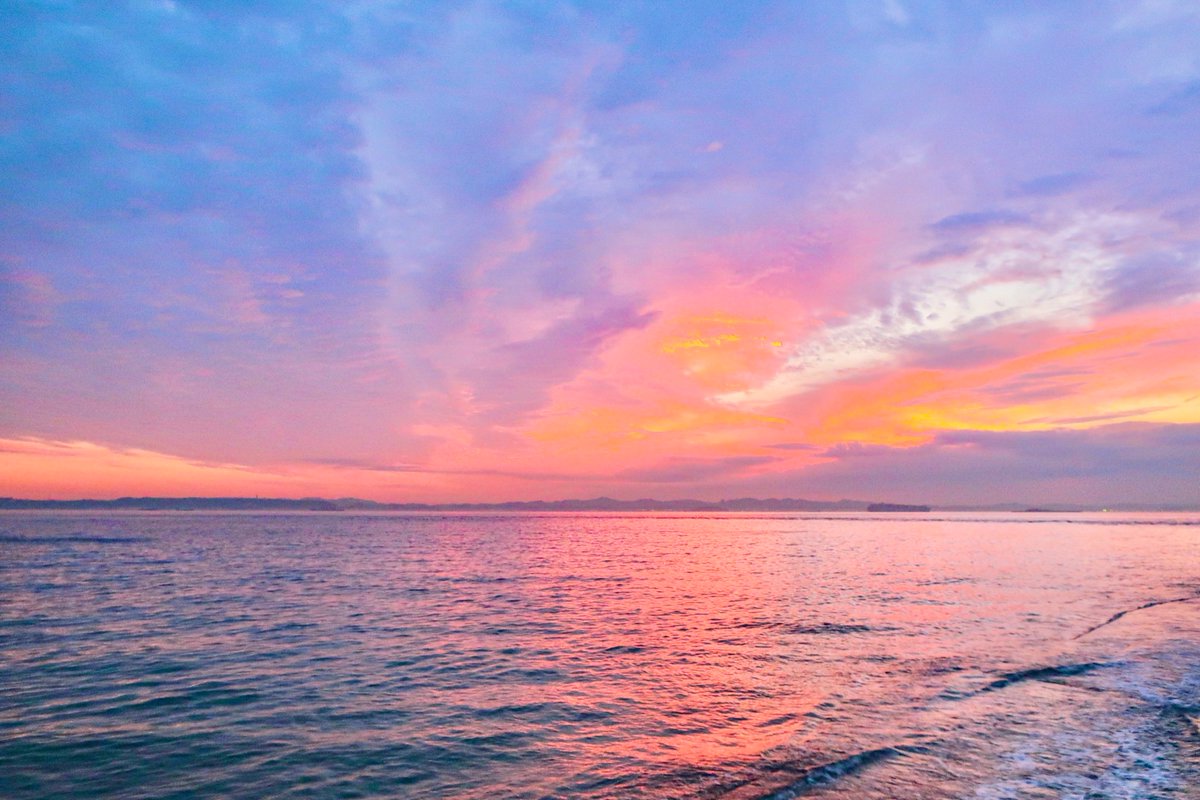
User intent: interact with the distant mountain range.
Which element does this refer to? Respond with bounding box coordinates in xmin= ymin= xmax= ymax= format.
xmin=1 ymin=496 xmax=1196 ymax=512
xmin=0 ymin=496 xmax=868 ymax=512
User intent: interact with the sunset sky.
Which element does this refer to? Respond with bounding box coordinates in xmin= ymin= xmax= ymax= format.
xmin=3 ymin=1 xmax=1199 ymax=504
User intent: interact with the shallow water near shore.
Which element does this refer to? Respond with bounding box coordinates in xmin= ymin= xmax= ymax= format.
xmin=2 ymin=511 xmax=1198 ymax=799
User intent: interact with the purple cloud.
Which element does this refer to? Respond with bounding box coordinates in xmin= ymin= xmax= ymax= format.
xmin=1015 ymin=172 xmax=1093 ymax=197
xmin=929 ymin=210 xmax=1032 ymax=234
xmin=762 ymin=424 xmax=1200 ymax=506
xmin=616 ymin=456 xmax=779 ymax=484
xmin=1102 ymin=251 xmax=1200 ymax=313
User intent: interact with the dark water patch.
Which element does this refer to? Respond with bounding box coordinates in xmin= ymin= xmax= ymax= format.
xmin=916 ymin=576 xmax=974 ymax=586
xmin=1159 ymin=703 xmax=1200 ymax=737
xmin=320 ymin=707 xmax=416 ymax=727
xmin=474 ymin=701 xmax=585 ymax=720
xmin=0 ymin=731 xmax=465 ymax=799
xmin=757 ymin=713 xmax=802 ymax=728
xmin=260 ymin=621 xmax=318 ymax=633
xmin=785 ymin=622 xmax=885 ymax=635
xmin=557 ymin=574 xmax=632 ymax=583
xmin=0 ymin=534 xmax=149 ymax=545
xmin=0 ymin=729 xmax=282 ymax=798
xmin=728 ymin=620 xmax=885 ymax=636
xmin=857 ymin=654 xmax=898 ymax=664
xmin=383 ymin=653 xmax=442 ymax=668
xmin=99 ymin=685 xmax=263 ymax=716
xmin=436 ymin=574 xmax=530 ymax=585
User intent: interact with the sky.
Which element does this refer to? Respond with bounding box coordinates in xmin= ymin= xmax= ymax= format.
xmin=2 ymin=0 xmax=1200 ymax=505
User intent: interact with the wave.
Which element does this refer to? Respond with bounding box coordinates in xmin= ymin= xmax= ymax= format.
xmin=726 ymin=621 xmax=885 ymax=635
xmin=1074 ymin=594 xmax=1200 ymax=639
xmin=0 ymin=533 xmax=149 ymax=545
xmin=711 ymin=744 xmax=930 ymax=799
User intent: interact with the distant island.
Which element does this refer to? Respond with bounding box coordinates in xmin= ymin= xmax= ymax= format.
xmin=867 ymin=503 xmax=932 ymax=512
xmin=2 ymin=495 xmax=886 ymax=512
xmin=0 ymin=496 xmax=342 ymax=511
xmin=1 ymin=496 xmax=1194 ymax=512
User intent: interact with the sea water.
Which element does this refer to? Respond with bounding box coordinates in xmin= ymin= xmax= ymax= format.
xmin=1 ymin=511 xmax=1198 ymax=799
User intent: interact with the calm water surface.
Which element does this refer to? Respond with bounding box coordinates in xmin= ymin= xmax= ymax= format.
xmin=2 ymin=511 xmax=1198 ymax=798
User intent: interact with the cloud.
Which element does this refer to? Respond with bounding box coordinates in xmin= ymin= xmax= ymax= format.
xmin=1016 ymin=172 xmax=1093 ymax=197
xmin=1101 ymin=251 xmax=1200 ymax=313
xmin=1147 ymin=80 xmax=1200 ymax=116
xmin=468 ymin=303 xmax=658 ymax=425
xmin=0 ymin=266 xmax=60 ymax=331
xmin=1026 ymin=406 xmax=1173 ymax=425
xmin=749 ymin=423 xmax=1200 ymax=506
xmin=721 ymin=209 xmax=1153 ymax=408
xmin=979 ymin=366 xmax=1093 ymax=404
xmin=615 ymin=455 xmax=779 ymax=484
xmin=929 ymin=210 xmax=1032 ymax=234
xmin=0 ymin=2 xmax=457 ymax=466
xmin=903 ymin=325 xmax=1048 ymax=370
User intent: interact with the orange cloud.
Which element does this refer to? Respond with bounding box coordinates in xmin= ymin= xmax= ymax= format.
xmin=0 ymin=437 xmax=446 ymax=500
xmin=531 ymin=401 xmax=786 ymax=453
xmin=793 ymin=303 xmax=1200 ymax=447
xmin=658 ymin=314 xmax=786 ymax=391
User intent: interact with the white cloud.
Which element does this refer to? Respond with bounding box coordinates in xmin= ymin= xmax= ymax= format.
xmin=719 ymin=209 xmax=1162 ymax=408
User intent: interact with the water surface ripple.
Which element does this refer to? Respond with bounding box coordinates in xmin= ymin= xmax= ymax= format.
xmin=1 ymin=511 xmax=1197 ymax=798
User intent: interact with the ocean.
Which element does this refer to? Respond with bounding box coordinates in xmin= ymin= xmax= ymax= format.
xmin=2 ymin=511 xmax=1198 ymax=799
